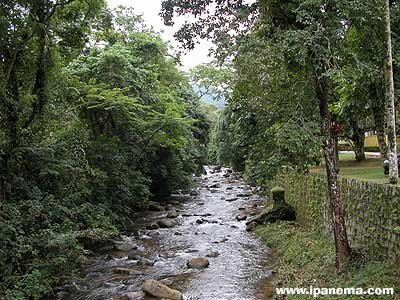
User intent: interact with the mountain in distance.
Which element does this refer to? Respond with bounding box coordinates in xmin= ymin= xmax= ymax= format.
xmin=192 ymin=84 xmax=225 ymax=108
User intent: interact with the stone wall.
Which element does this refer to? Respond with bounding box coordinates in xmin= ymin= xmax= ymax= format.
xmin=271 ymin=169 xmax=400 ymax=262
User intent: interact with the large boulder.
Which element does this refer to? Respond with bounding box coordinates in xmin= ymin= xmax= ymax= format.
xmin=187 ymin=257 xmax=210 ymax=269
xmin=142 ymin=280 xmax=183 ymax=300
xmin=157 ymin=219 xmax=177 ymax=228
xmin=147 ymin=202 xmax=165 ymax=211
xmin=114 ymin=241 xmax=137 ymax=251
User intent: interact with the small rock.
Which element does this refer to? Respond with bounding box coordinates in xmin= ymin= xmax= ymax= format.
xmin=157 ymin=219 xmax=177 ymax=228
xmin=223 ymin=173 xmax=230 ymax=178
xmin=236 ymin=214 xmax=247 ymax=221
xmin=146 ymin=223 xmax=159 ymax=230
xmin=194 ymin=213 xmax=213 ymax=217
xmin=137 ymin=257 xmax=155 ymax=266
xmin=123 ymin=291 xmax=145 ymax=300
xmin=208 ymin=183 xmax=220 ymax=188
xmin=114 ymin=241 xmax=137 ymax=251
xmin=187 ymin=257 xmax=210 ymax=269
xmin=148 ymin=230 xmax=160 ymax=236
xmin=174 ymin=232 xmax=182 ymax=235
xmin=142 ymin=279 xmax=183 ymax=300
xmin=226 ymin=186 xmax=233 ymax=190
xmin=225 ymin=197 xmax=239 ymax=202
xmin=181 ymin=213 xmax=192 ymax=217
xmin=167 ymin=210 xmax=178 ymax=218
xmin=206 ymin=251 xmax=220 ymax=258
xmin=190 ymin=190 xmax=199 ymax=196
xmin=238 ymin=207 xmax=245 ymax=210
xmin=196 ymin=219 xmax=204 ymax=224
xmin=237 ymin=193 xmax=252 ymax=197
xmin=112 ymin=268 xmax=144 ymax=275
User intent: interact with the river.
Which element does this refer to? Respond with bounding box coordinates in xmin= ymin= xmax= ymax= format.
xmin=60 ymin=166 xmax=274 ymax=300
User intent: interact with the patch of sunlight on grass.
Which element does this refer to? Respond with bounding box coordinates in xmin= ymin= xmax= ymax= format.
xmin=311 ymin=153 xmax=391 ymax=184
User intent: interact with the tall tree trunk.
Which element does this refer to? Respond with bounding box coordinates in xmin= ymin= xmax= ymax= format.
xmin=353 ymin=133 xmax=365 ymax=161
xmin=376 ymin=121 xmax=388 ymax=160
xmin=384 ymin=0 xmax=398 ymax=184
xmin=350 ymin=120 xmax=366 ymax=161
xmin=317 ymin=78 xmax=350 ymax=270
xmin=371 ymin=83 xmax=388 ymax=160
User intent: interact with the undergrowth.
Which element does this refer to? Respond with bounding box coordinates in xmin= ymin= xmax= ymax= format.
xmin=256 ymin=221 xmax=400 ymax=299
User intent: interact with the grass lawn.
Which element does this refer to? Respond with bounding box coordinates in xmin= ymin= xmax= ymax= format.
xmin=311 ymin=153 xmax=389 ymax=183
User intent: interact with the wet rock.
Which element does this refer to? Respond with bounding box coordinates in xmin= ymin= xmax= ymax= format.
xmin=142 ymin=279 xmax=183 ymax=300
xmin=196 ymin=219 xmax=204 ymax=224
xmin=148 ymin=202 xmax=165 ymax=211
xmin=174 ymin=232 xmax=182 ymax=235
xmin=197 ymin=202 xmax=205 ymax=206
xmin=112 ymin=268 xmax=144 ymax=275
xmin=146 ymin=223 xmax=159 ymax=230
xmin=230 ymin=225 xmax=239 ymax=229
xmin=226 ymin=169 xmax=233 ymax=173
xmin=236 ymin=214 xmax=247 ymax=221
xmin=148 ymin=230 xmax=160 ymax=236
xmin=226 ymin=186 xmax=233 ymax=190
xmin=181 ymin=213 xmax=192 ymax=217
xmin=166 ymin=210 xmax=178 ymax=218
xmin=157 ymin=219 xmax=177 ymax=228
xmin=215 ymin=237 xmax=229 ymax=243
xmin=187 ymin=257 xmax=210 ymax=269
xmin=226 ymin=197 xmax=239 ymax=202
xmin=194 ymin=213 xmax=213 ymax=217
xmin=190 ymin=190 xmax=199 ymax=196
xmin=237 ymin=193 xmax=252 ymax=197
xmin=128 ymin=254 xmax=140 ymax=260
xmin=137 ymin=257 xmax=155 ymax=266
xmin=123 ymin=291 xmax=145 ymax=300
xmin=213 ymin=165 xmax=222 ymax=171
xmin=114 ymin=241 xmax=137 ymax=251
xmin=223 ymin=173 xmax=231 ymax=178
xmin=185 ymin=249 xmax=200 ymax=253
xmin=206 ymin=251 xmax=220 ymax=258
xmin=169 ymin=200 xmax=180 ymax=206
xmin=208 ymin=183 xmax=220 ymax=188
xmin=238 ymin=207 xmax=245 ymax=210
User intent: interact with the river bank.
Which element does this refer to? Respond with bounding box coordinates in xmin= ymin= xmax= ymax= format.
xmin=256 ymin=221 xmax=400 ymax=300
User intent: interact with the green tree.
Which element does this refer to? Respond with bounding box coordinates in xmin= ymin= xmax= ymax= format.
xmin=161 ymin=0 xmax=352 ymax=269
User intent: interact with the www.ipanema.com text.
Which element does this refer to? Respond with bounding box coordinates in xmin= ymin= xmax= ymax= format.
xmin=276 ymin=286 xmax=395 ymax=297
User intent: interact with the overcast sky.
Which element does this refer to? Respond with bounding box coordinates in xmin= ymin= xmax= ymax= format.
xmin=106 ymin=0 xmax=213 ymax=70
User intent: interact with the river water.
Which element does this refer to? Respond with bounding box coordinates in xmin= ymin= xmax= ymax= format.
xmin=61 ymin=167 xmax=274 ymax=300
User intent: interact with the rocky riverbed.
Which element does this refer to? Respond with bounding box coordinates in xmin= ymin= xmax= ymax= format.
xmin=59 ymin=166 xmax=274 ymax=300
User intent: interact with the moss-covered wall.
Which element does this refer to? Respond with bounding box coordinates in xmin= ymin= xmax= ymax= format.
xmin=272 ymin=169 xmax=400 ymax=262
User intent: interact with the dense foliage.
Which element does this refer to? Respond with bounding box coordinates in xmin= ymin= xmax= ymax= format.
xmin=0 ymin=4 xmax=210 ymax=299
xmin=162 ymin=0 xmax=400 ymax=268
